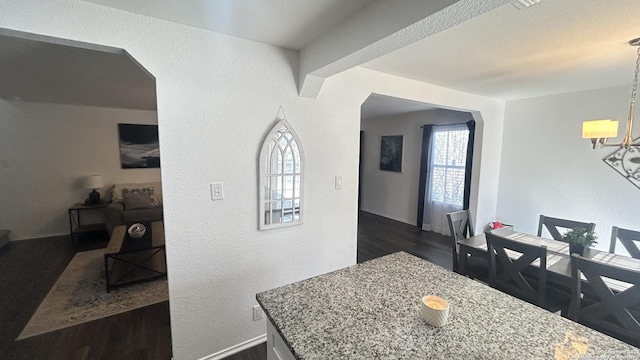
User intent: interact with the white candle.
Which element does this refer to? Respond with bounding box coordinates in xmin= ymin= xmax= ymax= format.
xmin=425 ymin=300 xmax=445 ymax=310
xmin=420 ymin=295 xmax=450 ymax=327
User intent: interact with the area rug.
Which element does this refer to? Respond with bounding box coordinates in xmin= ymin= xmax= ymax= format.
xmin=17 ymin=248 xmax=168 ymax=340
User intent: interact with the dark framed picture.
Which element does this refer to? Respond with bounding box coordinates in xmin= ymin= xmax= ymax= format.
xmin=380 ymin=135 xmax=403 ymax=172
xmin=118 ymin=124 xmax=160 ymax=168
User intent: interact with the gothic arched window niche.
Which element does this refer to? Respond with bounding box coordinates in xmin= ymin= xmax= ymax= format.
xmin=259 ymin=117 xmax=304 ymax=230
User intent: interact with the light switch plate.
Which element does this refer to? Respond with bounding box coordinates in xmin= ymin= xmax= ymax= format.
xmin=335 ymin=176 xmax=342 ymax=189
xmin=211 ymin=182 xmax=224 ymax=200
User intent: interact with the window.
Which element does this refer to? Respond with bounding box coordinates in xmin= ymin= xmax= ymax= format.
xmin=259 ymin=119 xmax=304 ymax=230
xmin=430 ymin=125 xmax=469 ymax=207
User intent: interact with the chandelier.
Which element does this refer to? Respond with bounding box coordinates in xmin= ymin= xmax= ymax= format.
xmin=583 ymin=37 xmax=640 ymax=149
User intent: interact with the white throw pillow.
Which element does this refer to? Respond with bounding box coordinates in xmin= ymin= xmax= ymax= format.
xmin=112 ymin=182 xmax=162 ymax=205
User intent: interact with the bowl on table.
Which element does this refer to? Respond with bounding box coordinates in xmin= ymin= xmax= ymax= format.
xmin=127 ymin=223 xmax=146 ymax=238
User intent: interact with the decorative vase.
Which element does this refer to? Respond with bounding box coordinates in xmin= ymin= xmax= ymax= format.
xmin=569 ymin=243 xmax=585 ymax=256
xmin=89 ymin=189 xmax=101 ymax=204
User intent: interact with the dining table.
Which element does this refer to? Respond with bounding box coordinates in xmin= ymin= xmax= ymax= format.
xmin=457 ymin=228 xmax=640 ymax=292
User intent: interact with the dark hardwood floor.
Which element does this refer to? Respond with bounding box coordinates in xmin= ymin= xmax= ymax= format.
xmin=0 ymin=212 xmax=451 ymax=360
xmin=356 ymin=211 xmax=453 ymax=268
xmin=224 ymin=343 xmax=267 ymax=360
xmin=0 ymin=231 xmax=172 ymax=360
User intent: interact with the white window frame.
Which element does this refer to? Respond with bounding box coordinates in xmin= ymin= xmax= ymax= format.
xmin=258 ymin=118 xmax=304 ymax=230
xmin=430 ymin=124 xmax=469 ymax=207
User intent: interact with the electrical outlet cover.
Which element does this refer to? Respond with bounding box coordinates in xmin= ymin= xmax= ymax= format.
xmin=253 ymin=305 xmax=263 ymax=321
xmin=210 ymin=182 xmax=224 ymax=200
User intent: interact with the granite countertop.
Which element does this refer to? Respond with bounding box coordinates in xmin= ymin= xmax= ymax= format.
xmin=257 ymin=252 xmax=639 ymax=359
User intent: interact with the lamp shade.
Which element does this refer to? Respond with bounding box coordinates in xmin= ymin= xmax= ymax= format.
xmin=582 ymin=119 xmax=619 ymax=139
xmin=83 ymin=175 xmax=103 ymax=189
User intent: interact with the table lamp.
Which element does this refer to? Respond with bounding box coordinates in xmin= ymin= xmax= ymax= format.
xmin=84 ymin=175 xmax=104 ymax=204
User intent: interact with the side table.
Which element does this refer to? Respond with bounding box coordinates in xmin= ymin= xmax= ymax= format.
xmin=68 ymin=202 xmax=109 ymax=243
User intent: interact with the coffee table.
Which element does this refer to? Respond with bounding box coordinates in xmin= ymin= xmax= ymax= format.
xmin=104 ymin=221 xmax=167 ymax=292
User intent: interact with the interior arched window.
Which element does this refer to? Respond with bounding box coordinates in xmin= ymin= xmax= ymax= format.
xmin=259 ymin=118 xmax=304 ymax=230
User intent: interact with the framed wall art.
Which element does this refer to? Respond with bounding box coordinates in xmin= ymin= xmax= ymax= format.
xmin=118 ymin=123 xmax=160 ymax=169
xmin=380 ymin=135 xmax=403 ymax=172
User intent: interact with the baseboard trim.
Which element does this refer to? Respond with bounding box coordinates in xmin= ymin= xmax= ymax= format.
xmin=360 ymin=209 xmax=415 ymax=226
xmin=11 ymin=231 xmax=69 ymax=241
xmin=197 ymin=334 xmax=267 ymax=360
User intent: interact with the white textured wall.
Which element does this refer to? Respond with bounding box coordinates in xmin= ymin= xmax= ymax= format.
xmin=497 ymin=85 xmax=640 ymax=254
xmin=0 ymin=2 xmax=506 ymax=359
xmin=0 ymin=100 xmax=159 ymax=240
xmin=360 ymin=109 xmax=472 ymax=225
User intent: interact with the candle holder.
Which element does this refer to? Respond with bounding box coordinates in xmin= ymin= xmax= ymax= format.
xmin=420 ymin=295 xmax=450 ymax=327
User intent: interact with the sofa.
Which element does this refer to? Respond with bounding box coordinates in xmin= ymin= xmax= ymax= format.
xmin=104 ymin=182 xmax=163 ymax=236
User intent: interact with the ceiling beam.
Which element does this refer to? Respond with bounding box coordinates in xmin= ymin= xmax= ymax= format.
xmin=298 ymin=0 xmax=511 ymax=99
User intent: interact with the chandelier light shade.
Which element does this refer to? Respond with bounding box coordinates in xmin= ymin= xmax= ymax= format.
xmin=584 ymin=37 xmax=640 ymax=149
xmin=582 ymin=119 xmax=619 ymax=148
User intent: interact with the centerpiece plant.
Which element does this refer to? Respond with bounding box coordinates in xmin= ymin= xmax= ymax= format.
xmin=561 ymin=228 xmax=597 ymax=256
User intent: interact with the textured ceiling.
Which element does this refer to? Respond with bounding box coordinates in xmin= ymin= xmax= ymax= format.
xmin=0 ymin=30 xmax=156 ymax=110
xmin=6 ymin=0 xmax=639 ymax=110
xmin=84 ymin=0 xmax=375 ymax=50
xmin=363 ymin=0 xmax=640 ymax=100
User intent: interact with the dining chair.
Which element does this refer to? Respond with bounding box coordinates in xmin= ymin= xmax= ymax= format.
xmin=486 ymin=232 xmax=569 ymax=313
xmin=570 ymin=254 xmax=640 ymax=347
xmin=446 ymin=210 xmax=474 ymax=273
xmin=609 ymin=226 xmax=640 ymax=259
xmin=537 ymin=215 xmax=596 ymax=242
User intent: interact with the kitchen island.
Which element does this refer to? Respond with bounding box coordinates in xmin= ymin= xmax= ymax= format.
xmin=257 ymin=252 xmax=638 ymax=359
